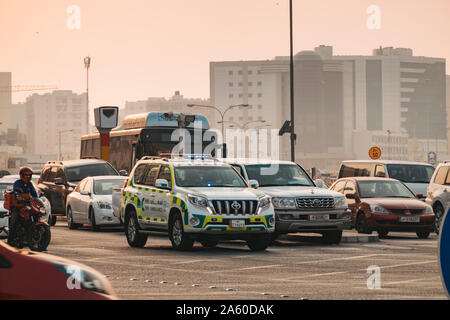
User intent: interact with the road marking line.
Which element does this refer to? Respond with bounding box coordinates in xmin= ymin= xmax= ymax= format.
xmin=172 ymin=259 xmax=221 ymax=265
xmin=237 ymin=264 xmax=283 ymax=271
xmin=384 ymin=277 xmax=441 ymax=286
xmin=293 ymin=254 xmax=383 ymax=265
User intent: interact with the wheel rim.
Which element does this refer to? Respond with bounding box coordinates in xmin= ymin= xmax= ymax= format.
xmin=172 ymin=219 xmax=183 ymax=246
xmin=435 ymin=206 xmax=443 ymax=233
xmin=30 ymin=226 xmax=44 ymax=248
xmin=356 ymin=216 xmax=364 ymax=232
xmin=128 ymin=216 xmax=136 ymax=242
xmin=67 ymin=208 xmax=72 ymax=225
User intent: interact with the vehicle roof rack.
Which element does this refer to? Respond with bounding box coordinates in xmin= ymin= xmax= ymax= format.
xmin=45 ymin=161 xmax=63 ymax=165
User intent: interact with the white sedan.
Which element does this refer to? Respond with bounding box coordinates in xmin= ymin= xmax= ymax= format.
xmin=66 ymin=176 xmax=127 ymax=231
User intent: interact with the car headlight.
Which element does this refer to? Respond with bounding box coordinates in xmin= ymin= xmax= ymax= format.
xmin=188 ymin=194 xmax=209 ymax=208
xmin=96 ymin=201 xmax=112 ymax=209
xmin=334 ymin=196 xmax=348 ymax=210
xmin=369 ymin=204 xmax=389 ymax=214
xmin=257 ymin=196 xmax=271 ymax=214
xmin=272 ymin=197 xmax=296 ymax=209
xmin=51 ymin=262 xmax=115 ymax=296
xmin=425 ymin=205 xmax=433 ymax=214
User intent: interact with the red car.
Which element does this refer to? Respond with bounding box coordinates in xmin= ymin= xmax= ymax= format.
xmin=0 ymin=241 xmax=116 ymax=299
xmin=330 ymin=177 xmax=435 ymax=239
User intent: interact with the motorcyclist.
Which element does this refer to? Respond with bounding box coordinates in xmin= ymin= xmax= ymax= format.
xmin=7 ymin=167 xmax=38 ymax=246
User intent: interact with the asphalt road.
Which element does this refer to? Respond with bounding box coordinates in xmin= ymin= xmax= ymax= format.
xmin=4 ymin=221 xmax=448 ymax=300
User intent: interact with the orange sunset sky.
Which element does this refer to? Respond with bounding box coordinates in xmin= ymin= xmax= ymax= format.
xmin=1 ymin=0 xmax=449 ymax=113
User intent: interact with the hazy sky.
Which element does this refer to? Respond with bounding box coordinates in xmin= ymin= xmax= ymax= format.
xmin=1 ymin=0 xmax=449 ymax=112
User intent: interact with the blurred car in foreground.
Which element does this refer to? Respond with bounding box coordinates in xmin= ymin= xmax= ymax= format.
xmin=330 ymin=177 xmax=435 ymax=239
xmin=66 ymin=176 xmax=127 ymax=230
xmin=0 ymin=241 xmax=116 ymax=299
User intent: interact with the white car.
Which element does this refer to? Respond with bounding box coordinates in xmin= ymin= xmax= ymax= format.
xmin=118 ymin=155 xmax=275 ymax=251
xmin=425 ymin=162 xmax=450 ymax=234
xmin=0 ymin=179 xmax=51 ymax=238
xmin=66 ymin=176 xmax=127 ymax=230
xmin=223 ymin=159 xmax=351 ymax=244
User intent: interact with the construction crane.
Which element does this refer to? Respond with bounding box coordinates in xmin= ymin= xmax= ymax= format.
xmin=0 ymin=85 xmax=58 ymax=92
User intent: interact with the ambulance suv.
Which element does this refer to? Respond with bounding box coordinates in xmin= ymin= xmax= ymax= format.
xmin=117 ymin=155 xmax=275 ymax=251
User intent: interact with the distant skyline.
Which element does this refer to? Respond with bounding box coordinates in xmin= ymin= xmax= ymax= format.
xmin=1 ymin=0 xmax=449 ymax=113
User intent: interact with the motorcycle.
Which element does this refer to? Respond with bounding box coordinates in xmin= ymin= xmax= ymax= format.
xmin=3 ymin=191 xmax=51 ymax=252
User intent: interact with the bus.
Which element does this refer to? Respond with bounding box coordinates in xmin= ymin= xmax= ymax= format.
xmin=80 ymin=112 xmax=218 ymax=173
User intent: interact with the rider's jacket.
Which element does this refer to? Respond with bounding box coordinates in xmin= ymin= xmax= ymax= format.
xmin=13 ymin=180 xmax=38 ymax=199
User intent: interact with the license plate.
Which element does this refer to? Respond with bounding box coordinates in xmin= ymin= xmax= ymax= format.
xmin=230 ymin=220 xmax=245 ymax=228
xmin=309 ymin=214 xmax=330 ymax=221
xmin=399 ymin=216 xmax=420 ymax=223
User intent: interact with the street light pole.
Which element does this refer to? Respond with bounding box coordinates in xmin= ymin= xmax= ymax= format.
xmin=84 ymin=56 xmax=91 ymax=135
xmin=289 ymin=0 xmax=296 ymax=162
xmin=186 ymin=103 xmax=248 ymax=157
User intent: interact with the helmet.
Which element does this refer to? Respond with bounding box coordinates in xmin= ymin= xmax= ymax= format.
xmin=19 ymin=166 xmax=33 ymax=183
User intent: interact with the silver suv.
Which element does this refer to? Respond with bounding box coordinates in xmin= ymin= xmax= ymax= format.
xmin=425 ymin=162 xmax=450 ymax=234
xmin=223 ymin=159 xmax=351 ymax=244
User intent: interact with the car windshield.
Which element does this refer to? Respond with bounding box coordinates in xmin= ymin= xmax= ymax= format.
xmin=174 ymin=166 xmax=247 ymax=188
xmin=244 ymin=164 xmax=314 ymax=187
xmin=65 ymin=164 xmax=118 ymax=183
xmin=357 ymin=181 xmax=415 ymax=199
xmin=386 ymin=164 xmax=435 ymax=183
xmin=0 ymin=183 xmax=13 ymax=201
xmin=93 ymin=179 xmax=126 ymax=195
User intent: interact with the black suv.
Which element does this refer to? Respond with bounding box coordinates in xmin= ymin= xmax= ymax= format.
xmin=38 ymin=159 xmax=119 ymax=225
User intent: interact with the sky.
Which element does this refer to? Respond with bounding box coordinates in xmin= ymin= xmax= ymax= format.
xmin=1 ymin=0 xmax=449 ymax=112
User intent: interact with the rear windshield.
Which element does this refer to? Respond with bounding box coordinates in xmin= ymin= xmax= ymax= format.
xmin=65 ymin=164 xmax=118 ymax=183
xmin=386 ymin=164 xmax=435 ymax=184
xmin=93 ymin=179 xmax=126 ymax=195
xmin=0 ymin=183 xmax=14 ymax=201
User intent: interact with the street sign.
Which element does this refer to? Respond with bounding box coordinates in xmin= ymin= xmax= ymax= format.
xmin=369 ymin=146 xmax=382 ymax=160
xmin=439 ymin=208 xmax=450 ymax=297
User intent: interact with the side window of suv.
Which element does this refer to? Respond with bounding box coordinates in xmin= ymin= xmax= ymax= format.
xmin=375 ymin=165 xmax=386 ymax=177
xmin=157 ymin=165 xmax=172 ymax=188
xmin=434 ymin=167 xmax=449 ymax=185
xmin=143 ymin=165 xmax=160 ymax=187
xmin=133 ymin=164 xmax=148 ymax=185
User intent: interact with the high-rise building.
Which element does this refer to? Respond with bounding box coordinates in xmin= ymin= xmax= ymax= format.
xmin=0 ymin=72 xmax=12 ymax=134
xmin=26 ymin=90 xmax=88 ymax=160
xmin=210 ymin=53 xmax=354 ymax=168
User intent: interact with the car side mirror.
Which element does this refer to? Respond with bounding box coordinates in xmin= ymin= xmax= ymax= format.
xmin=119 ymin=170 xmax=128 ymax=176
xmin=54 ymin=178 xmax=64 ymax=185
xmin=80 ymin=190 xmax=91 ymax=196
xmin=345 ymin=193 xmax=356 ymax=199
xmin=155 ymin=179 xmax=170 ymax=189
xmin=248 ymin=180 xmax=259 ymax=189
xmin=416 ymin=193 xmax=424 ymax=199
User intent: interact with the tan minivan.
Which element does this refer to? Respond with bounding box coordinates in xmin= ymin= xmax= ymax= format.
xmin=338 ymin=160 xmax=435 ymax=201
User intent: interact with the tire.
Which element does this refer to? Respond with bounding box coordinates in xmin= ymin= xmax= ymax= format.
xmin=48 ymin=215 xmax=57 ymax=226
xmin=125 ymin=210 xmax=147 ymax=248
xmin=356 ymin=213 xmax=372 ymax=234
xmin=416 ymin=231 xmax=430 ymax=239
xmin=89 ymin=207 xmax=100 ymax=231
xmin=27 ymin=224 xmax=51 ymax=252
xmin=322 ymin=230 xmax=343 ymax=244
xmin=433 ymin=203 xmax=444 ymax=235
xmin=199 ymin=239 xmax=219 ymax=248
xmin=246 ymin=234 xmax=271 ymax=251
xmin=169 ymin=213 xmax=194 ymax=251
xmin=67 ymin=207 xmax=80 ymax=230
xmin=377 ymin=230 xmax=389 ymax=238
